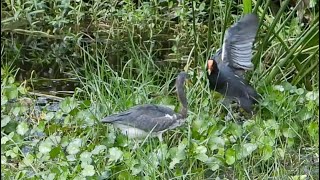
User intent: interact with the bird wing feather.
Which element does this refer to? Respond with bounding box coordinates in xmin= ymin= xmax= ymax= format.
xmin=221 ymin=14 xmax=259 ymax=74
xmin=101 ymin=104 xmax=180 ymax=132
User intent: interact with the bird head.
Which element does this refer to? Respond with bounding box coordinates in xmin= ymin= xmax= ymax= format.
xmin=207 ymin=49 xmax=221 ymax=76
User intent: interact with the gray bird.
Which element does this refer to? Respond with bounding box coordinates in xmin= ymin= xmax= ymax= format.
xmin=207 ymin=13 xmax=260 ymax=114
xmin=101 ymin=72 xmax=188 ymax=141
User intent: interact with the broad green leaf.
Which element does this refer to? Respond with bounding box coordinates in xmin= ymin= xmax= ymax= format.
xmin=225 ymin=148 xmax=236 ymax=165
xmin=66 ymin=138 xmax=82 ymax=155
xmin=282 ymin=128 xmax=296 ymax=138
xmin=66 ymin=155 xmax=76 ymax=162
xmin=39 ymin=141 xmax=53 ymax=154
xmin=80 ymin=151 xmax=92 ymax=165
xmin=208 ymin=136 xmax=225 ymax=150
xmin=23 ymin=154 xmax=34 ymax=166
xmin=1 ymin=95 xmax=8 ymax=105
xmin=81 ymin=164 xmax=95 ymax=177
xmin=264 ymin=119 xmax=279 ymax=130
xmin=242 ymin=143 xmax=258 ymax=158
xmin=306 ymin=91 xmax=319 ymax=101
xmin=49 ymin=146 xmax=62 ymax=159
xmin=12 ymin=107 xmax=21 ymax=116
xmin=1 ymin=156 xmax=7 ymax=164
xmin=1 ymin=115 xmax=11 ymax=128
xmin=6 ymin=86 xmax=18 ymax=99
xmin=60 ymin=97 xmax=78 ymax=113
xmin=307 ymin=121 xmax=318 ymax=138
xmin=16 ymin=122 xmax=29 ymax=135
xmin=1 ymin=136 xmax=9 ymax=144
xmin=108 ymin=147 xmax=123 ymax=162
xmin=262 ymin=145 xmax=273 ymax=161
xmin=169 ymin=157 xmax=180 ymax=169
xmin=195 ymin=146 xmax=208 ymax=162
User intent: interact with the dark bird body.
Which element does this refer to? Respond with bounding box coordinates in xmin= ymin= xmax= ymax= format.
xmin=207 ymin=14 xmax=260 ymax=114
xmin=101 ymin=72 xmax=188 ymax=140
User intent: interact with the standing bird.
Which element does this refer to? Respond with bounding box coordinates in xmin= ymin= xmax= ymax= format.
xmin=101 ymin=72 xmax=188 ymax=142
xmin=207 ymin=13 xmax=260 ymax=114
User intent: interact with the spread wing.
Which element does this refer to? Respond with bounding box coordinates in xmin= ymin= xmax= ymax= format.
xmin=101 ymin=104 xmax=182 ymax=132
xmin=221 ymin=14 xmax=259 ymax=73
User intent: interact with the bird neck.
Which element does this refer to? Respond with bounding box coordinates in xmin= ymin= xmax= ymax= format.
xmin=176 ymin=80 xmax=188 ymax=118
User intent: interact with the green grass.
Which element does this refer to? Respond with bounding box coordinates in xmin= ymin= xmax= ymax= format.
xmin=1 ymin=47 xmax=319 ymax=179
xmin=1 ymin=0 xmax=319 ymax=179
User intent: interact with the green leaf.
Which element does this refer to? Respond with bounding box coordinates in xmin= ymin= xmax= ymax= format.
xmin=66 ymin=138 xmax=82 ymax=155
xmin=91 ymin=145 xmax=107 ymax=155
xmin=295 ymin=88 xmax=304 ymax=95
xmin=1 ymin=95 xmax=8 ymax=105
xmin=6 ymin=85 xmax=18 ymax=99
xmin=23 ymin=154 xmax=34 ymax=166
xmin=169 ymin=157 xmax=180 ymax=169
xmin=8 ymin=77 xmax=14 ymax=84
xmin=199 ymin=2 xmax=205 ymax=12
xmin=1 ymin=115 xmax=11 ymax=128
xmin=228 ymin=123 xmax=243 ymax=138
xmin=16 ymin=122 xmax=29 ymax=135
xmin=195 ymin=146 xmax=208 ymax=162
xmin=291 ymin=175 xmax=307 ymax=180
xmin=108 ymin=147 xmax=123 ymax=162
xmin=225 ymin=148 xmax=236 ymax=165
xmin=307 ymin=121 xmax=318 ymax=138
xmin=12 ymin=106 xmax=21 ymax=116
xmin=50 ymin=146 xmax=62 ymax=159
xmin=264 ymin=119 xmax=279 ymax=130
xmin=6 ymin=149 xmax=17 ymax=158
xmin=80 ymin=151 xmax=92 ymax=165
xmin=242 ymin=143 xmax=258 ymax=158
xmin=208 ymin=136 xmax=225 ymax=150
xmin=1 ymin=136 xmax=9 ymax=144
xmin=262 ymin=145 xmax=273 ymax=161
xmin=1 ymin=156 xmax=7 ymax=164
xmin=44 ymin=112 xmax=55 ymax=121
xmin=282 ymin=127 xmax=296 ymax=138
xmin=205 ymin=157 xmax=220 ymax=171
xmin=81 ymin=164 xmax=95 ymax=177
xmin=66 ymin=154 xmax=76 ymax=162
xmin=59 ymin=97 xmax=78 ymax=113
xmin=306 ymin=91 xmax=319 ymax=101
xmin=17 ymin=86 xmax=27 ymax=94
xmin=39 ymin=141 xmax=53 ymax=154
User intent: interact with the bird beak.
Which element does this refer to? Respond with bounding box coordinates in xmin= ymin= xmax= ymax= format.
xmin=207 ymin=59 xmax=214 ymax=75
